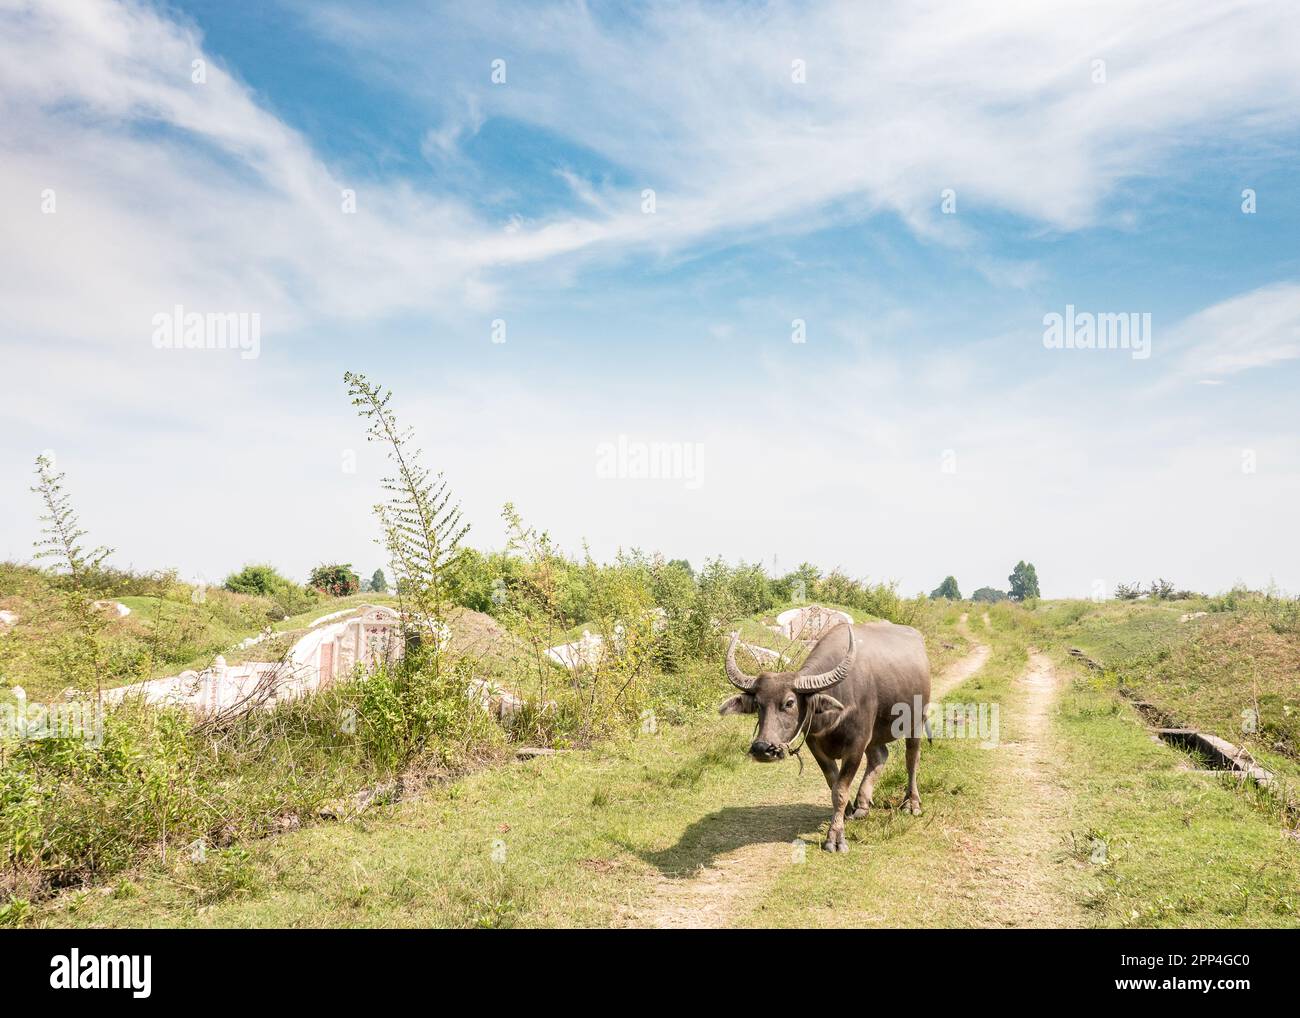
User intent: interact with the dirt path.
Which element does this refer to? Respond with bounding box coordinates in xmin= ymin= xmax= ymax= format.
xmin=624 ymin=618 xmax=991 ymax=929
xmin=621 ymin=804 xmax=815 ymax=928
xmin=936 ymin=613 xmax=989 ymax=699
xmin=961 ymin=650 xmax=1086 ymax=926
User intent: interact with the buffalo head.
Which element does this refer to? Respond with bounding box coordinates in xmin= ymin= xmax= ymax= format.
xmin=718 ymin=627 xmax=855 ymax=762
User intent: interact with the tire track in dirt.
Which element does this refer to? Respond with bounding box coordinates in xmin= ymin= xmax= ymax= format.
xmin=935 ymin=613 xmax=989 ymax=699
xmin=623 ymin=616 xmax=990 ymax=929
xmin=959 ymin=650 xmax=1086 ymax=927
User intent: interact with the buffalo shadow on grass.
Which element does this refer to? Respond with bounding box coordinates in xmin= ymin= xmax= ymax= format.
xmin=632 ymin=803 xmax=828 ymax=877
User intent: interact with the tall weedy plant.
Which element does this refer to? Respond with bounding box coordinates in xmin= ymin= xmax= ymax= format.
xmin=31 ymin=455 xmax=112 ymax=585
xmin=29 ymin=454 xmax=114 ymax=697
xmin=343 ymin=372 xmax=469 ymax=657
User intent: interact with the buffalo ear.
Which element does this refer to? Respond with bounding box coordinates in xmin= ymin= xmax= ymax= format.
xmin=808 ymin=693 xmax=847 ymax=733
xmin=719 ymin=694 xmax=758 ymax=716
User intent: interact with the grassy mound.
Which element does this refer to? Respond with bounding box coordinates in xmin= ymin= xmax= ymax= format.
xmin=1 ymin=564 xmax=296 ymax=700
xmin=1037 ymin=596 xmax=1300 ymax=781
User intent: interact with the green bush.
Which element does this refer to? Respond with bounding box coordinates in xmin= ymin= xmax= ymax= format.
xmin=771 ymin=562 xmax=821 ymax=603
xmin=0 ymin=650 xmax=507 ymax=898
xmin=223 ymin=564 xmax=317 ymax=619
xmin=1148 ymin=578 xmax=1176 ymax=600
xmin=308 ymin=563 xmax=360 ymax=598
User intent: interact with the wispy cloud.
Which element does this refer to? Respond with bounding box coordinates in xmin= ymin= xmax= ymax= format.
xmin=419 ymin=93 xmax=484 ymax=164
xmin=1167 ymin=283 xmax=1300 ymax=381
xmin=2 ymin=0 xmax=1299 ymax=595
xmin=310 ymin=0 xmax=1300 ymax=244
xmin=6 ymin=0 xmax=1300 ymax=351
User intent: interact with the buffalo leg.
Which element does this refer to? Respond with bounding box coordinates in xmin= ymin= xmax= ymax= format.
xmin=849 ymin=743 xmax=889 ymax=819
xmin=808 ymin=739 xmax=839 ymax=794
xmin=903 ymin=737 xmax=922 ymax=815
xmin=823 ymin=748 xmax=863 ymax=853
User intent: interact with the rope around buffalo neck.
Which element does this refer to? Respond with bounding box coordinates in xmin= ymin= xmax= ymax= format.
xmin=783 ymin=702 xmax=816 ymax=775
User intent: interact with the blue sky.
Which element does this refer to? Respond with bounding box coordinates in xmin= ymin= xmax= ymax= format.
xmin=2 ymin=0 xmax=1299 ymax=597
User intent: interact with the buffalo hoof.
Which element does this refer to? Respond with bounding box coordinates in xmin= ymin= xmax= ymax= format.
xmin=904 ymin=799 xmax=922 ymax=816
xmin=848 ymin=805 xmax=871 ymax=820
xmin=822 ymin=832 xmax=849 ymax=853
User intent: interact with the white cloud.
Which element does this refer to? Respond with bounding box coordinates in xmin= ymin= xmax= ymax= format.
xmin=309 ymin=0 xmax=1300 ymax=247
xmin=419 ymin=93 xmax=484 ymax=163
xmin=0 ymin=0 xmax=594 ymax=357
xmin=1167 ymin=283 xmax=1300 ymax=380
xmin=6 ymin=0 xmax=1300 ymax=355
xmin=3 ymin=0 xmax=1300 ymax=595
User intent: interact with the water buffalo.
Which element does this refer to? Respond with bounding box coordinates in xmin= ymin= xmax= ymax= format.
xmin=719 ymin=621 xmax=931 ymax=853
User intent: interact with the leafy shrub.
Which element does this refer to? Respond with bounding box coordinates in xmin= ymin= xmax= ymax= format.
xmin=224 ymin=563 xmax=289 ymax=597
xmin=224 ymin=564 xmax=316 ymax=619
xmin=771 ymin=562 xmax=820 ymax=603
xmin=1148 ymin=578 xmax=1176 ymax=600
xmin=444 ymin=549 xmax=521 ymax=615
xmin=0 ymin=648 xmax=509 ymax=900
xmin=309 ymin=563 xmax=360 ymax=598
xmin=57 ymin=566 xmax=175 ymax=599
xmin=788 ymin=568 xmax=919 ymax=626
xmin=971 ymin=586 xmax=1007 ymax=603
xmin=0 ymin=896 xmax=32 ymax=928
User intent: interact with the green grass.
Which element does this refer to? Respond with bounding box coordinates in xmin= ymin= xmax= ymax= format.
xmin=735 ymin=602 xmax=1065 ymax=928
xmin=271 ymin=594 xmax=397 ymax=634
xmin=0 ymin=566 xmax=314 ymax=699
xmin=1051 ymin=655 xmax=1300 ymax=926
xmin=33 ymin=721 xmax=752 ymax=927
xmin=1040 ymin=597 xmax=1193 ymax=667
xmin=1035 ymin=598 xmax=1300 ymax=784
xmin=25 ymin=599 xmax=1300 ymax=929
xmin=34 ymin=608 xmax=981 ymax=928
xmin=104 ymin=592 xmax=400 ymax=681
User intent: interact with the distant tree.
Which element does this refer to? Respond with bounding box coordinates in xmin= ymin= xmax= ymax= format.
xmin=1008 ymin=561 xmax=1040 ymax=601
xmin=1115 ymin=582 xmax=1143 ymax=600
xmin=971 ymin=586 xmax=1007 ymax=603
xmin=665 ymin=559 xmax=694 ymax=581
xmin=1148 ymin=578 xmax=1176 ymax=600
xmin=930 ymin=576 xmax=962 ymax=600
xmin=31 ymin=454 xmax=112 ymax=584
xmin=309 ymin=563 xmax=360 ymax=598
xmin=370 ymin=568 xmax=388 ymax=593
